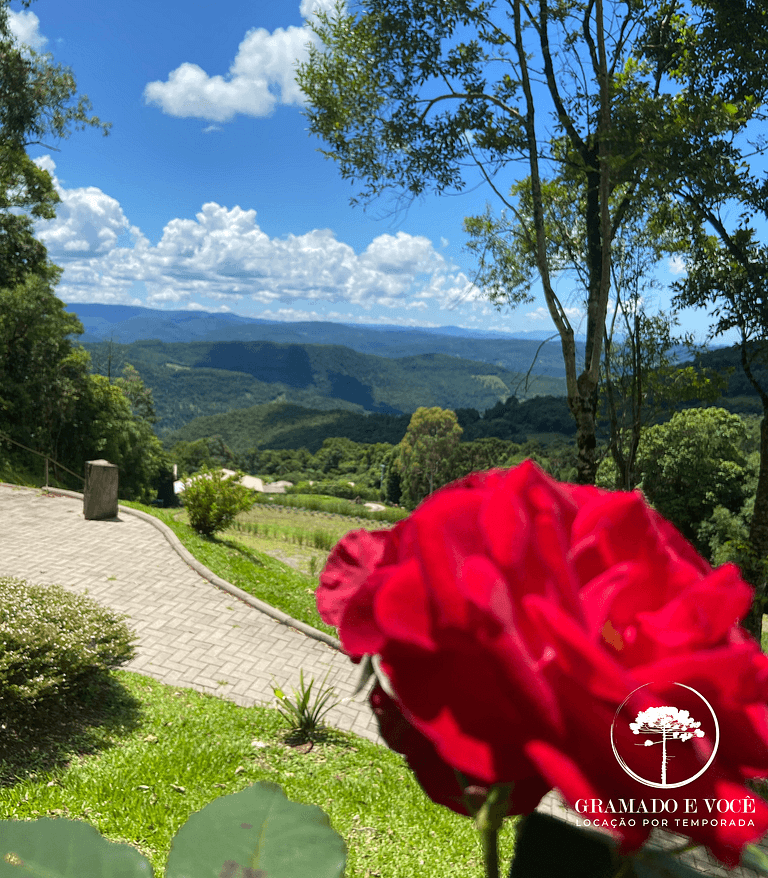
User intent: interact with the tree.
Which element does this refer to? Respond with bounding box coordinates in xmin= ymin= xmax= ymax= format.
xmin=396 ymin=407 xmax=463 ymax=507
xmin=673 ymin=231 xmax=768 ymax=638
xmin=630 ymin=706 xmax=704 ymax=786
xmin=600 ymin=303 xmax=724 ymax=491
xmin=0 ymin=0 xmax=109 ymax=286
xmin=658 ymin=2 xmax=768 ymax=638
xmin=0 ymin=274 xmax=88 ymax=457
xmin=598 ymin=407 xmax=752 ymax=551
xmin=57 ymin=367 xmax=172 ymax=504
xmin=297 ymin=0 xmax=741 ymax=483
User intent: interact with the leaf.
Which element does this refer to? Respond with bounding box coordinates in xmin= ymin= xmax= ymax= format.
xmin=508 ymin=812 xmax=618 ymax=878
xmin=741 ymin=843 xmax=768 ymax=875
xmin=0 ymin=818 xmax=153 ymax=878
xmin=165 ymin=781 xmax=345 ymax=878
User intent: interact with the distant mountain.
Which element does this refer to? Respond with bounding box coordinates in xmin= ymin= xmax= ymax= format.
xmin=83 ymin=338 xmax=566 ymax=436
xmin=65 ymin=302 xmax=580 ymax=378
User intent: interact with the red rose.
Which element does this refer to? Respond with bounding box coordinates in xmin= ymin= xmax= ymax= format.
xmin=318 ymin=460 xmax=768 ymax=866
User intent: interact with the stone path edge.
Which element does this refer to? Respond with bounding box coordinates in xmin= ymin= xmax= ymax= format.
xmin=30 ymin=484 xmax=343 ymax=652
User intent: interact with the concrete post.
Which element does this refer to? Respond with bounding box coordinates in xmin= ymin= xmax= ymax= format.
xmin=83 ymin=459 xmax=119 ymax=520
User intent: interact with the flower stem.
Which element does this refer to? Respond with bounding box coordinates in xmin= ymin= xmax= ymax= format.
xmin=479 ymin=819 xmax=501 ymax=878
xmin=473 ymin=784 xmax=513 ymax=878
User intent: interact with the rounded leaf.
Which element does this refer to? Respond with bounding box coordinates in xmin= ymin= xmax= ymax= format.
xmin=0 ymin=818 xmax=152 ymax=878
xmin=165 ymin=782 xmax=345 ymax=878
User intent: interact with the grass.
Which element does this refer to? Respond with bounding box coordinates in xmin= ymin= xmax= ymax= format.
xmin=0 ymin=671 xmax=516 ymax=877
xmin=253 ymin=491 xmax=408 ymax=523
xmin=118 ymin=500 xmax=339 ymax=637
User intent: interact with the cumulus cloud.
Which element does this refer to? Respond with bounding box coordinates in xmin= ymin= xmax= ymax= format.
xmin=34 ymin=158 xmax=133 ymax=256
xmin=8 ymin=9 xmax=47 ymax=51
xmin=34 ymin=164 xmax=478 ymax=316
xmin=144 ymin=0 xmax=339 ymax=121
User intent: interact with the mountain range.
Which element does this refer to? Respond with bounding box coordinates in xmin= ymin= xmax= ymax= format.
xmin=65 ymin=302 xmax=581 ymax=378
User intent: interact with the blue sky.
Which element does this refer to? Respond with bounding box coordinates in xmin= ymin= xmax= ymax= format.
xmin=9 ymin=0 xmax=732 ymax=340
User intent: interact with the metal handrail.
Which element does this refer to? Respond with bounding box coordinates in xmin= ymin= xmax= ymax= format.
xmin=0 ymin=431 xmax=85 ymax=486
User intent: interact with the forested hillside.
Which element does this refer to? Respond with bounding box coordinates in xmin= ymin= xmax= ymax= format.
xmin=68 ymin=301 xmax=579 ymax=377
xmin=84 ymin=339 xmax=565 ymax=435
xmin=162 ymin=394 xmax=575 ymax=455
xmin=158 ymin=342 xmax=768 ymax=458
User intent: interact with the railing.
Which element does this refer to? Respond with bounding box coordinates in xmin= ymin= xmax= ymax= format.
xmin=0 ymin=431 xmax=85 ymax=487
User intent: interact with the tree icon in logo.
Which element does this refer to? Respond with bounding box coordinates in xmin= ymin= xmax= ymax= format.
xmin=630 ymin=706 xmax=705 ymax=785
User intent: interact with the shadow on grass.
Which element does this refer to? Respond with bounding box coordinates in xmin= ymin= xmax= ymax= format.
xmin=215 ymin=536 xmax=266 ymax=567
xmin=0 ymin=672 xmax=142 ymax=787
xmin=280 ymin=725 xmax=362 ymax=752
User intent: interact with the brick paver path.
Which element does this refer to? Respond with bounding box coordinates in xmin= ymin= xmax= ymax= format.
xmin=0 ymin=485 xmax=379 ymax=742
xmin=1 ymin=484 xmax=765 ymax=875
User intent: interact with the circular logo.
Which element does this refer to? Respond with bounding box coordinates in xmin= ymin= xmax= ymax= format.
xmin=610 ymin=682 xmax=719 ymax=789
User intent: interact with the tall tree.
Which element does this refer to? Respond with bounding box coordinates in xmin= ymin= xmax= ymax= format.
xmin=298 ymin=0 xmax=724 ymax=483
xmin=0 ymin=0 xmax=108 ymax=285
xmin=658 ymin=0 xmax=768 ymax=639
xmin=0 ymin=275 xmax=87 ymax=455
xmin=674 ymin=231 xmax=768 ymax=639
xmin=397 ymin=406 xmax=463 ymax=507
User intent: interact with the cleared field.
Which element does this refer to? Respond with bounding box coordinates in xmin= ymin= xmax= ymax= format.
xmin=228 ymin=504 xmax=394 ymax=577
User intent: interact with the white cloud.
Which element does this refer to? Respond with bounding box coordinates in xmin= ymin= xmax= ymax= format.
xmin=143 ymin=0 xmax=331 ymax=122
xmin=8 ymin=9 xmax=47 ymax=51
xmin=34 ymin=158 xmax=132 ymax=256
xmin=668 ymin=254 xmax=687 ymax=276
xmin=35 ymin=167 xmax=477 ymax=316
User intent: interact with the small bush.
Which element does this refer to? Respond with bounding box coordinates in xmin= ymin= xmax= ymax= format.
xmin=312 ymin=529 xmax=336 ymax=551
xmin=287 ymin=481 xmax=380 ymax=502
xmin=0 ymin=577 xmax=137 ymax=728
xmin=181 ymin=467 xmax=254 ymax=536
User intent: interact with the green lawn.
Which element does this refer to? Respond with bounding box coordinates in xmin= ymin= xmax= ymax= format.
xmin=0 ymin=672 xmax=515 ymax=877
xmin=119 ymin=501 xmax=340 ymax=637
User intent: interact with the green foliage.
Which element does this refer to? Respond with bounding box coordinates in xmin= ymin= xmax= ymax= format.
xmin=0 ymin=576 xmax=136 ymax=730
xmin=180 ymin=468 xmax=254 ymax=536
xmin=0 ymin=671 xmax=513 ymax=877
xmin=0 ymin=277 xmax=86 ymax=453
xmin=397 ymin=406 xmax=463 ymax=507
xmin=84 ymin=339 xmax=564 ymax=437
xmin=168 ymin=436 xmax=235 ymax=479
xmin=0 ymin=781 xmax=346 ymax=878
xmin=271 ymin=670 xmax=341 ymax=742
xmin=0 ymin=279 xmax=170 ymax=503
xmin=67 ymin=371 xmax=172 ymax=504
xmin=252 ymin=492 xmax=407 ymax=524
xmin=0 ymin=0 xmax=109 ymax=290
xmin=287 ymin=480 xmax=379 ymax=502
xmin=600 ymin=305 xmax=726 ymax=490
xmin=598 ymin=408 xmax=752 ymax=548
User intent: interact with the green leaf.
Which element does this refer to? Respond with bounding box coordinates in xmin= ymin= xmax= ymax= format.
xmin=165 ymin=782 xmax=345 ymax=878
xmin=508 ymin=812 xmax=618 ymax=877
xmin=0 ymin=818 xmax=152 ymax=878
xmin=740 ymin=843 xmax=768 ymax=875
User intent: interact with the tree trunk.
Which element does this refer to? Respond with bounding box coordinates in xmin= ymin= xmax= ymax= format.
xmin=573 ymin=373 xmax=599 ymax=485
xmin=743 ymin=408 xmax=768 ymax=642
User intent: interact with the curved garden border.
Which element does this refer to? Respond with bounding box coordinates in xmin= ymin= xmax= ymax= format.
xmin=38 ymin=486 xmax=342 ymax=652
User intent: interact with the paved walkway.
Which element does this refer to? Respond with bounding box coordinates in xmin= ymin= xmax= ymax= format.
xmin=0 ymin=485 xmax=379 ymax=742
xmin=0 ymin=484 xmax=763 ymax=875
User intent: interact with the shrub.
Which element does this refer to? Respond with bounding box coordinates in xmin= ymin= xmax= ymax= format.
xmin=0 ymin=577 xmax=137 ymax=727
xmin=181 ymin=467 xmax=254 ymax=536
xmin=287 ymin=480 xmax=380 ymax=501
